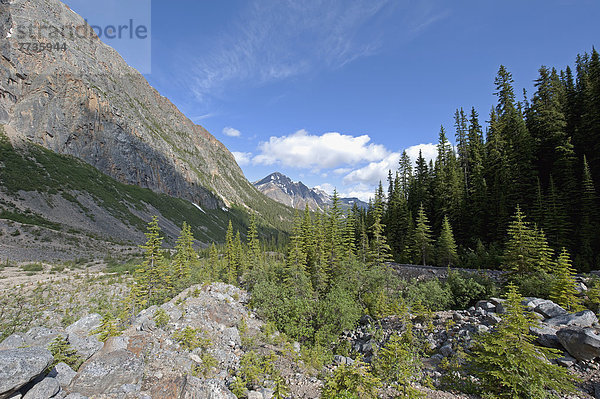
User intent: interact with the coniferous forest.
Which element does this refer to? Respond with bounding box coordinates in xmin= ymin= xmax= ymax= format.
xmin=354 ymin=49 xmax=600 ymax=272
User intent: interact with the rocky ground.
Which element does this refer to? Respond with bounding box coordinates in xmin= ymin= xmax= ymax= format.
xmin=1 ymin=280 xmax=599 ymax=399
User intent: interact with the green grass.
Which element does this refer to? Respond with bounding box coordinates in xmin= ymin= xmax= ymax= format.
xmin=21 ymin=263 xmax=44 ymax=272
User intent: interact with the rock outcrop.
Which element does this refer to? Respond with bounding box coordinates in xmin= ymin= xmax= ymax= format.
xmin=0 ymin=283 xmax=322 ymax=399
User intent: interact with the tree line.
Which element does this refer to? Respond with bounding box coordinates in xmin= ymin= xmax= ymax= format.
xmin=354 ymin=49 xmax=600 ymax=271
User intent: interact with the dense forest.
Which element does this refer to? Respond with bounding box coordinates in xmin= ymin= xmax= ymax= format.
xmin=351 ymin=49 xmax=600 ymax=272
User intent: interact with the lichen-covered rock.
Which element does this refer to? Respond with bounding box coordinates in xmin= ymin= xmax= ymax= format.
xmin=182 ymin=377 xmax=236 ymax=399
xmin=66 ymin=314 xmax=103 ymax=337
xmin=49 ymin=362 xmax=77 ymax=387
xmin=22 ymin=377 xmax=60 ymax=399
xmin=0 ymin=347 xmax=54 ymax=399
xmin=68 ymin=349 xmax=144 ymax=396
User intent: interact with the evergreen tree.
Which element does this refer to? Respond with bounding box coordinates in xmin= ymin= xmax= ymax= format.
xmin=247 ymin=214 xmax=261 ymax=271
xmin=504 ymin=207 xmax=555 ymax=276
xmin=135 ymin=216 xmax=171 ymax=306
xmin=285 ymin=212 xmax=311 ymax=296
xmin=172 ymin=222 xmax=195 ymax=290
xmin=225 ymin=221 xmax=237 ymax=284
xmin=368 ymin=211 xmax=393 ymax=268
xmin=551 ymin=248 xmax=583 ymax=312
xmin=234 ymin=230 xmax=244 ymax=279
xmin=342 ymin=209 xmax=357 ymax=262
xmin=437 ymin=216 xmax=458 ymax=266
xmin=503 ymin=207 xmax=538 ymax=276
xmin=578 ymin=156 xmax=599 ymax=270
xmin=325 ymin=190 xmax=344 ymax=279
xmin=412 ymin=204 xmax=433 ymax=266
xmin=398 ymin=151 xmax=413 ymax=198
xmin=467 ymin=284 xmax=577 ymax=398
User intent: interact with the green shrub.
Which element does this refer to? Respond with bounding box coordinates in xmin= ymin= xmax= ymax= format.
xmin=91 ymin=314 xmax=121 ymax=342
xmin=191 ymin=352 xmax=218 ymax=378
xmin=48 ymin=335 xmax=83 ymax=371
xmin=446 ymin=270 xmax=498 ymax=309
xmin=21 ymin=263 xmax=43 ymax=272
xmin=238 ymin=350 xmax=277 ymax=388
xmin=404 ymin=279 xmax=452 ymax=311
xmin=153 ymin=308 xmax=169 ymax=329
xmin=321 ymin=356 xmax=381 ymax=399
xmin=514 ymin=271 xmax=556 ymax=299
xmin=172 ymin=326 xmax=210 ymax=351
xmin=372 ymin=333 xmax=423 ymax=398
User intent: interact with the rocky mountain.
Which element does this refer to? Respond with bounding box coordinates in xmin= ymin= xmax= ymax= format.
xmin=253 ymin=172 xmax=368 ymax=212
xmin=0 ymin=0 xmax=294 ymax=257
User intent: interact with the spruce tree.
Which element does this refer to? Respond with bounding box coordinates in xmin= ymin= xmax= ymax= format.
xmin=551 ymin=248 xmax=583 ymax=312
xmin=504 ymin=207 xmax=536 ymax=276
xmin=342 ymin=209 xmax=357 ymax=262
xmin=579 ymin=156 xmax=598 ymax=270
xmin=172 ymin=222 xmax=195 ymax=290
xmin=467 ymin=284 xmax=577 ymax=398
xmin=246 ymin=214 xmax=261 ymax=271
xmin=437 ymin=216 xmax=458 ymax=266
xmin=285 ymin=212 xmax=311 ymax=296
xmin=368 ymin=212 xmax=393 ymax=268
xmin=135 ymin=216 xmax=171 ymax=306
xmin=225 ymin=221 xmax=237 ymax=284
xmin=412 ymin=204 xmax=433 ymax=266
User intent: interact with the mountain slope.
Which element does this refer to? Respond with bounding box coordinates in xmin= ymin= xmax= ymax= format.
xmin=0 ymin=126 xmax=280 ymax=261
xmin=253 ymin=172 xmax=368 ymax=212
xmin=0 ymin=0 xmax=293 ymax=229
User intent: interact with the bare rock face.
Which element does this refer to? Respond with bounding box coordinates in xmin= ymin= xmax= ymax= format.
xmin=0 ymin=0 xmax=261 ymax=209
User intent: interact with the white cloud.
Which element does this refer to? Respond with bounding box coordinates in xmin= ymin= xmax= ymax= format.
xmin=342 ymin=142 xmax=439 ymax=186
xmin=343 ymin=152 xmax=401 ymax=185
xmin=232 ymin=151 xmax=252 ymax=166
xmin=334 ymin=167 xmax=352 ymax=175
xmin=182 ymin=1 xmax=447 ymax=101
xmin=405 ymin=143 xmax=437 ymax=165
xmin=340 ymin=183 xmax=375 ymax=202
xmin=253 ymin=129 xmax=389 ymax=170
xmin=314 ymin=183 xmax=336 ymax=194
xmin=223 ymin=127 xmax=242 ymax=137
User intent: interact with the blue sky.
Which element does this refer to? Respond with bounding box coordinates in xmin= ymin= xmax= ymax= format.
xmin=65 ymin=0 xmax=599 ymax=201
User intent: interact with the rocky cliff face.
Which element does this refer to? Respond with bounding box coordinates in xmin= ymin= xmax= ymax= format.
xmin=253 ymin=172 xmax=368 ymax=212
xmin=0 ymin=0 xmax=265 ymax=210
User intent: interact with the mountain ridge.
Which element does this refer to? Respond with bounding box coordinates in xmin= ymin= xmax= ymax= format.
xmin=253 ymin=171 xmax=368 ymax=212
xmin=0 ymin=0 xmax=295 ymax=255
xmin=0 ymin=0 xmax=293 ymax=222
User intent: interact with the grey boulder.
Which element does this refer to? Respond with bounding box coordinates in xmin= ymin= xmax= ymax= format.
xmin=22 ymin=377 xmax=60 ymax=399
xmin=556 ymin=327 xmax=600 ymax=361
xmin=66 ymin=314 xmax=103 ymax=337
xmin=530 ymin=325 xmax=561 ymax=349
xmin=49 ymin=362 xmax=77 ymax=387
xmin=68 ymin=349 xmax=144 ymax=396
xmin=0 ymin=348 xmax=54 ymax=399
xmin=545 ymin=310 xmax=598 ymax=328
xmin=182 ymin=377 xmax=236 ymax=399
xmin=533 ymin=301 xmax=568 ymax=319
